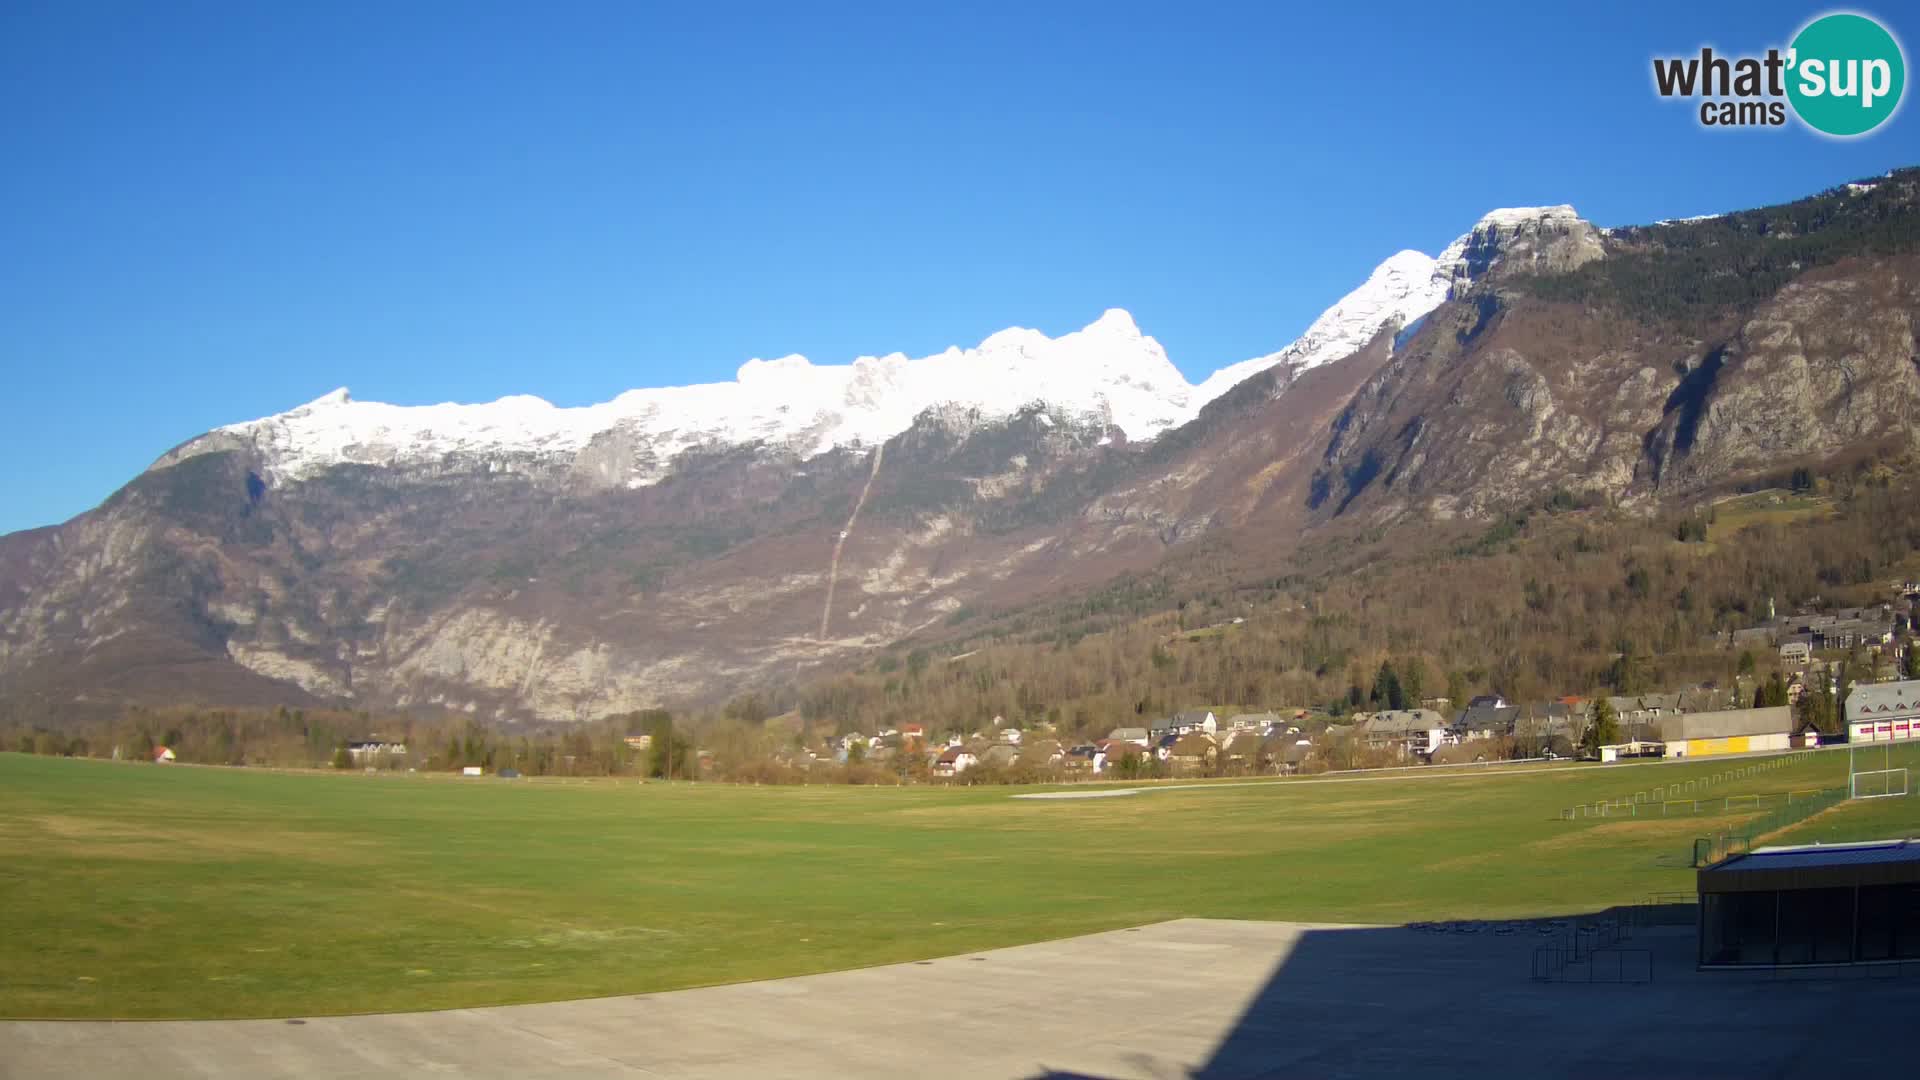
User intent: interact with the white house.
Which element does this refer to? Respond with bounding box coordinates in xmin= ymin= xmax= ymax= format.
xmin=1152 ymin=710 xmax=1217 ymax=738
xmin=933 ymin=747 xmax=977 ymax=777
xmin=1847 ymin=679 xmax=1920 ymax=743
xmin=347 ymin=739 xmax=407 ymax=760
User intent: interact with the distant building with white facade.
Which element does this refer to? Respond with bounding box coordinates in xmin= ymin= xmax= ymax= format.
xmin=1847 ymin=680 xmax=1920 ymax=743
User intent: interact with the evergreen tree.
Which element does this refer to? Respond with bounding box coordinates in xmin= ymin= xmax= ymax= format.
xmin=1762 ymin=672 xmax=1790 ymax=708
xmin=1797 ymin=675 xmax=1839 ymax=734
xmin=1400 ymin=658 xmax=1427 ymax=708
xmin=1580 ymin=697 xmax=1620 ymax=758
xmin=1370 ymin=661 xmax=1406 ymax=711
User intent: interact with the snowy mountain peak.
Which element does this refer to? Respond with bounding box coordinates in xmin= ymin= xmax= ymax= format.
xmin=1434 ymin=204 xmax=1601 ymax=293
xmin=1085 ymin=307 xmax=1143 ymax=336
xmin=295 ymin=387 xmax=354 ymax=412
xmin=736 ymin=354 xmax=817 ymax=382
xmin=1189 ymin=248 xmax=1450 ymax=408
xmin=166 ymin=205 xmax=1596 ymax=488
xmin=1473 ymin=205 xmax=1581 ymax=229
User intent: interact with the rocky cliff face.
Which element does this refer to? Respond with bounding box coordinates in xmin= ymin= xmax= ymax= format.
xmin=1433 ymin=205 xmax=1606 ymax=294
xmin=1644 ymin=262 xmax=1920 ymax=489
xmin=1311 ymin=172 xmax=1920 ymax=521
xmin=6 ymin=172 xmax=1919 ymax=720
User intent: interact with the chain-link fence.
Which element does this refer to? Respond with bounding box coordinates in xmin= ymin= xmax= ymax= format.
xmin=1560 ymin=750 xmax=1822 ymax=820
xmin=1690 ymin=786 xmax=1849 ymax=866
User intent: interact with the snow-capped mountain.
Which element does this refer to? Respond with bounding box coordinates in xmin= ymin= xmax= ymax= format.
xmin=1191 ymin=249 xmax=1451 ymax=406
xmin=16 ymin=173 xmax=1920 ymax=723
xmin=159 ymin=207 xmax=1587 ymax=487
xmin=178 ymin=308 xmax=1195 ymax=486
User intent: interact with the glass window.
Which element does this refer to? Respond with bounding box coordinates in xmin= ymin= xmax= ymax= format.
xmin=1810 ymin=888 xmax=1855 ymax=963
xmin=1897 ymin=884 xmax=1920 ymax=961
xmin=1859 ymin=885 xmax=1894 ymax=961
xmin=1776 ymin=889 xmax=1815 ymax=964
xmin=1703 ymin=890 xmax=1778 ymax=965
xmin=1778 ymin=888 xmax=1854 ymax=964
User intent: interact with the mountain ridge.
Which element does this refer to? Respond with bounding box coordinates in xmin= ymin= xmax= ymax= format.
xmin=8 ymin=172 xmax=1919 ymax=723
xmin=152 ymin=205 xmax=1585 ymax=492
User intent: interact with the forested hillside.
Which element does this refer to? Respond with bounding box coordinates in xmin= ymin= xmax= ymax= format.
xmin=771 ymin=464 xmax=1920 ymax=742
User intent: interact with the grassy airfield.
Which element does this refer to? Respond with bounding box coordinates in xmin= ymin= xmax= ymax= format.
xmin=1 ymin=747 xmax=1904 ymax=1019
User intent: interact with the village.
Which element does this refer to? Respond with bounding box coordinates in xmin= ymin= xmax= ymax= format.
xmin=750 ymin=678 xmax=1915 ymax=784
xmin=741 ymin=596 xmax=1920 ymax=784
xmin=113 ymin=593 xmax=1920 ymax=785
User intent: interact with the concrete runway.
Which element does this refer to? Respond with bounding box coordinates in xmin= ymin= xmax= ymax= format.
xmin=4 ymin=917 xmax=1918 ymax=1078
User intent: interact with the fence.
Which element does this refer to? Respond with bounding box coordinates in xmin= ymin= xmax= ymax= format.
xmin=1533 ymin=946 xmax=1654 ymax=984
xmin=1690 ymin=786 xmax=1848 ymax=867
xmin=1528 ymin=898 xmax=1676 ymax=983
xmin=1559 ymin=750 xmax=1820 ymax=821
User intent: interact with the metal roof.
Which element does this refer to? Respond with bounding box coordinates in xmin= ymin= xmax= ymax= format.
xmin=1733 ymin=839 xmax=1920 ymax=870
xmin=1658 ymin=706 xmax=1792 ymax=742
xmin=1700 ymin=838 xmax=1920 ymax=891
xmin=1845 ymin=679 xmax=1920 ymax=718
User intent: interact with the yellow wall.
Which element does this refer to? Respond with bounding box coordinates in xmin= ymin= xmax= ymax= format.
xmin=1683 ymin=736 xmax=1751 ymax=757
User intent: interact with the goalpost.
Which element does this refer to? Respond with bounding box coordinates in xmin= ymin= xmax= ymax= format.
xmin=1850 ymin=768 xmax=1909 ymax=799
xmin=1849 ymin=742 xmax=1912 ymax=800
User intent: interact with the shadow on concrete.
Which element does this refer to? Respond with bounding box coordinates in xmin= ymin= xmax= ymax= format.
xmin=1027 ymin=903 xmax=1920 ymax=1080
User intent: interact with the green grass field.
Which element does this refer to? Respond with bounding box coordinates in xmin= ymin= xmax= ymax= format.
xmin=1704 ymin=490 xmax=1833 ymax=543
xmin=1 ymin=748 xmax=1912 ymax=1019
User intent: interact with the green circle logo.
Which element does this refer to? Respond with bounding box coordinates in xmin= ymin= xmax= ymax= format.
xmin=1787 ymin=13 xmax=1906 ymax=137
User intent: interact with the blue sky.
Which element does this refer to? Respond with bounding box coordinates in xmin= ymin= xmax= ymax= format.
xmin=2 ymin=1 xmax=1916 ymax=534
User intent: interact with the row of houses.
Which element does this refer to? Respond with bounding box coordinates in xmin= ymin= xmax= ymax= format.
xmin=1063 ymin=725 xmax=1314 ymax=776
xmin=1407 ymin=678 xmax=1920 ymax=763
xmin=790 ymin=678 xmax=1920 ymax=781
xmin=1728 ymin=603 xmax=1906 ymax=657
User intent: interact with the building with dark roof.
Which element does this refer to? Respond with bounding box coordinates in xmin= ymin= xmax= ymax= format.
xmin=1360 ymin=709 xmax=1448 ymax=756
xmin=1452 ymin=705 xmax=1518 ymax=741
xmin=1698 ymin=838 xmax=1920 ymax=968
